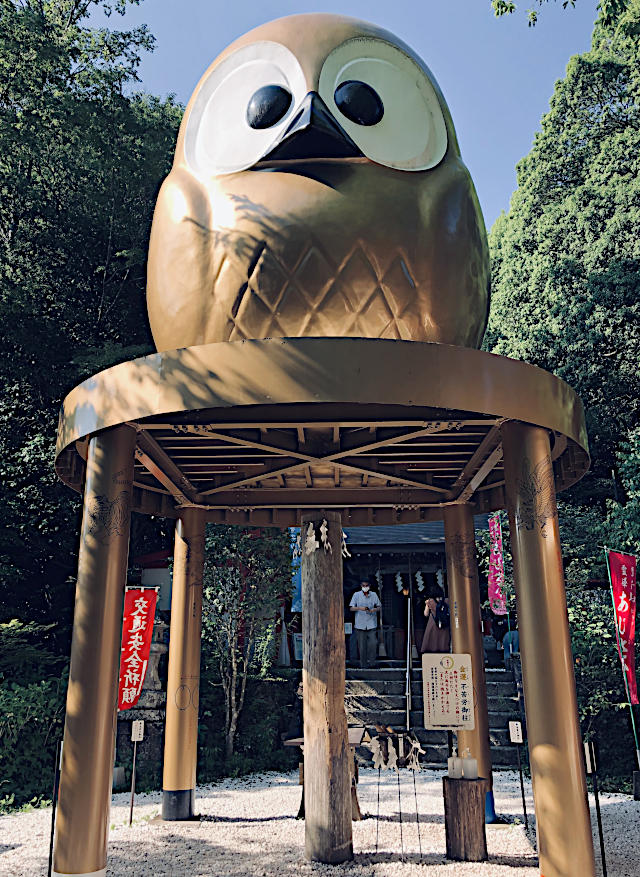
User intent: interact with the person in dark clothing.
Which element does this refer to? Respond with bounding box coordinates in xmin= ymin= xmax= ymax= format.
xmin=421 ymin=596 xmax=450 ymax=653
xmin=491 ymin=613 xmax=509 ymax=651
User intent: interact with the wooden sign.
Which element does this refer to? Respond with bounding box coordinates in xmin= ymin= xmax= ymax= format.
xmin=422 ymin=653 xmax=474 ymax=730
xmin=509 ymin=721 xmax=523 ymax=744
xmin=131 ymin=720 xmax=145 ymax=742
xmin=584 ymin=740 xmax=597 ymax=775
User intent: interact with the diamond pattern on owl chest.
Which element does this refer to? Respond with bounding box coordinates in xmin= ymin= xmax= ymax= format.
xmin=218 ymin=234 xmax=425 ymax=341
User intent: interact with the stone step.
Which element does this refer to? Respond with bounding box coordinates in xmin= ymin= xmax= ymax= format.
xmin=345 ymin=692 xmax=518 ymax=713
xmin=345 ymin=707 xmax=519 ymax=733
xmin=346 ymin=667 xmax=415 ymax=681
xmin=345 ymin=681 xmax=517 ymax=704
xmin=345 ymin=679 xmax=423 ymax=696
xmin=346 ymin=666 xmax=516 ymax=688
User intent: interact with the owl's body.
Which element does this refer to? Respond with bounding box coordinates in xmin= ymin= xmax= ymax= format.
xmin=147 ymin=14 xmax=489 ymax=351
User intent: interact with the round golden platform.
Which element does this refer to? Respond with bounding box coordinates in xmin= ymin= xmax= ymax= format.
xmin=55 ymin=338 xmax=589 ymax=526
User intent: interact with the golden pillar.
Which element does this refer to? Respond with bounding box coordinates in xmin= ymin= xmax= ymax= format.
xmin=501 ymin=422 xmax=595 ymax=877
xmin=443 ymin=504 xmax=492 ymax=792
xmin=301 ymin=511 xmax=353 ymax=864
xmin=53 ymin=425 xmax=136 ymax=877
xmin=162 ymin=507 xmax=206 ymax=819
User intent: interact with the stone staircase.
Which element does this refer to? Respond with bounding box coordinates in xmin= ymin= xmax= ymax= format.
xmin=345 ymin=650 xmax=520 ymax=769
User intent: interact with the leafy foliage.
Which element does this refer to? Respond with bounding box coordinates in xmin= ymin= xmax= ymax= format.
xmin=198 ymin=672 xmax=300 ymax=782
xmin=487 ymin=6 xmax=640 ymax=781
xmin=0 ymin=1 xmax=180 ymax=638
xmin=201 ymin=526 xmax=293 ymax=761
xmin=491 ymin=0 xmax=630 ymax=27
xmin=487 ymin=6 xmax=640 ymax=499
xmin=0 ymin=673 xmax=67 ymax=809
xmin=0 ymin=618 xmax=64 ymax=684
xmin=606 ymin=428 xmax=640 ymax=553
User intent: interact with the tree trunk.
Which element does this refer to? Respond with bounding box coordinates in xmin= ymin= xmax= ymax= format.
xmin=301 ymin=510 xmax=352 ymax=864
xmin=225 ymin=718 xmax=236 ymax=761
xmin=443 ymin=777 xmax=488 ymax=861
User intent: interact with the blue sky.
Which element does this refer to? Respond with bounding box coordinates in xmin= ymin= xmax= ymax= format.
xmin=96 ymin=0 xmax=599 ymax=230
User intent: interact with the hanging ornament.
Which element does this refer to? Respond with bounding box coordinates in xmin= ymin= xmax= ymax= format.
xmin=387 ymin=738 xmax=398 ymax=772
xmin=395 ymin=572 xmax=403 ymax=592
xmin=304 ymin=522 xmax=319 ymax=555
xmin=415 ymin=571 xmax=425 ymax=592
xmin=407 ymin=734 xmax=425 ymax=771
xmin=375 ymin=568 xmax=382 ymax=586
xmin=436 ymin=569 xmax=444 ymax=588
xmin=319 ymin=519 xmax=332 ymax=553
xmin=292 ymin=532 xmax=302 ymax=560
xmin=341 ymin=531 xmax=351 ymax=558
xmin=370 ymin=737 xmax=386 ymax=771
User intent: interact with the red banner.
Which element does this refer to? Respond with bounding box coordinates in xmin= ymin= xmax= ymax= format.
xmin=488 ymin=513 xmax=508 ymax=615
xmin=117 ymin=588 xmax=157 ymax=711
xmin=608 ymin=550 xmax=638 ymax=705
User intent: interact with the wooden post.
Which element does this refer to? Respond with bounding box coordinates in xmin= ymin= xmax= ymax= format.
xmin=502 ymin=422 xmax=596 ymax=877
xmin=301 ymin=510 xmax=353 ymax=864
xmin=162 ymin=507 xmax=206 ymax=819
xmin=443 ymin=777 xmax=489 ymax=861
xmin=53 ymin=425 xmax=136 ymax=877
xmin=443 ymin=504 xmax=493 ymax=797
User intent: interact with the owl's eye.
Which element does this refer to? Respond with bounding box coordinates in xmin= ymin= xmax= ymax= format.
xmin=334 ymin=80 xmax=383 ymax=127
xmin=184 ymin=42 xmax=306 ymax=176
xmin=247 ymin=84 xmax=293 ymax=129
xmin=319 ymin=38 xmax=448 ymax=171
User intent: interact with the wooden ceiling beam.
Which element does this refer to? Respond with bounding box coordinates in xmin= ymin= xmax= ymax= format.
xmin=193 ymin=486 xmax=447 ymax=509
xmin=135 ymin=429 xmax=201 ymax=505
xmin=454 ymin=445 xmax=505 ymax=503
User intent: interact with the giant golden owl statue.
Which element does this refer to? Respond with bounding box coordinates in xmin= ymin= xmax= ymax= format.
xmin=147 ymin=14 xmax=489 ymax=350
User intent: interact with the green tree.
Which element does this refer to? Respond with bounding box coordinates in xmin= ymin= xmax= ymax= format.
xmin=606 ymin=428 xmax=640 ymax=554
xmin=487 ymin=5 xmax=640 ymax=781
xmin=491 ymin=0 xmax=629 ymax=27
xmin=487 ymin=1 xmax=640 ymax=504
xmin=200 ymin=526 xmax=293 ymax=762
xmin=0 ymin=0 xmax=181 ymax=637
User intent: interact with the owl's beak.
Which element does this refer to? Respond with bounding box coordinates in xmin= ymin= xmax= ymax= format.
xmin=259 ymin=92 xmax=363 ymax=163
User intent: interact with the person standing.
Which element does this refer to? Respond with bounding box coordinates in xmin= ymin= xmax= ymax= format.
xmin=420 ymin=596 xmax=450 ymax=653
xmin=502 ymin=619 xmax=519 ymax=670
xmin=349 ymin=580 xmax=381 ymax=669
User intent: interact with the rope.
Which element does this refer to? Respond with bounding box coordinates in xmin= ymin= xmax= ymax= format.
xmin=412 ymin=767 xmax=422 ymax=860
xmin=375 ymin=766 xmax=381 ymax=855
xmin=396 ymin=767 xmax=404 ymax=862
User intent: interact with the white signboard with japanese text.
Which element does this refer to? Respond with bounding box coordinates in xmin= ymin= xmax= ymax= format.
xmin=131 ymin=720 xmax=145 ymax=742
xmin=422 ymin=653 xmax=475 ymax=730
xmin=509 ymin=720 xmax=523 ymax=744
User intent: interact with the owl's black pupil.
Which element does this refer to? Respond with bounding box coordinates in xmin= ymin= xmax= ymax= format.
xmin=246 ymin=84 xmax=292 ymax=129
xmin=334 ymin=80 xmax=384 ymax=127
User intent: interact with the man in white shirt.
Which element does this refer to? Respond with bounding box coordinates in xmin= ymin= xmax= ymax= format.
xmin=349 ymin=580 xmax=381 ymax=669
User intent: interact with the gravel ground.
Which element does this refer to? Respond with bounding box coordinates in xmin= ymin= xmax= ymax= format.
xmin=0 ymin=768 xmax=635 ymax=876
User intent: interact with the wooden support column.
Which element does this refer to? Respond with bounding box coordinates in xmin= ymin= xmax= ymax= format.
xmin=444 ymin=504 xmax=493 ymax=795
xmin=53 ymin=424 xmax=136 ymax=877
xmin=501 ymin=422 xmax=595 ymax=877
xmin=162 ymin=507 xmax=206 ymax=819
xmin=301 ymin=510 xmax=353 ymax=864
